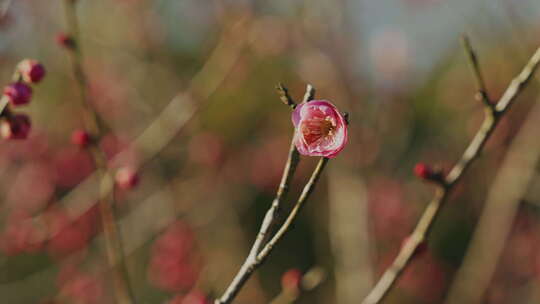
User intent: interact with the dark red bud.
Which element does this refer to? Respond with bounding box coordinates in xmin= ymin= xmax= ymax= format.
xmin=18 ymin=59 xmax=46 ymax=83
xmin=71 ymin=130 xmax=91 ymax=148
xmin=115 ymin=167 xmax=139 ymax=190
xmin=3 ymin=82 xmax=32 ymax=106
xmin=281 ymin=268 xmax=303 ymax=294
xmin=0 ymin=114 xmax=31 ymax=140
xmin=56 ymin=33 xmax=76 ymax=49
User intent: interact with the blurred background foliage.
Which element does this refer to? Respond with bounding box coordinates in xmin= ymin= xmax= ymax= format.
xmin=1 ymin=0 xmax=540 ymax=303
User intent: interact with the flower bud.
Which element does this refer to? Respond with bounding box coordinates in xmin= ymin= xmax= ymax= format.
xmin=0 ymin=114 xmax=31 ymax=140
xmin=281 ymin=268 xmax=303 ymax=294
xmin=71 ymin=130 xmax=91 ymax=148
xmin=414 ymin=163 xmax=434 ymax=180
xmin=56 ymin=33 xmax=76 ymax=49
xmin=17 ymin=59 xmax=46 ymax=83
xmin=3 ymin=82 xmax=32 ymax=106
xmin=115 ymin=167 xmax=139 ymax=190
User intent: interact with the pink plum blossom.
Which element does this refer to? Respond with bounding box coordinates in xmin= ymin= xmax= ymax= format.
xmin=281 ymin=268 xmax=303 ymax=294
xmin=292 ymin=100 xmax=347 ymax=158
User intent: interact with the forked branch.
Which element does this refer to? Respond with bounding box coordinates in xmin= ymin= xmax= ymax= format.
xmin=361 ymin=39 xmax=540 ymax=304
xmin=215 ymin=84 xmax=329 ymax=304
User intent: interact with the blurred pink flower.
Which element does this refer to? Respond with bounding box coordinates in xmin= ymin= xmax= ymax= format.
xmin=148 ymin=221 xmax=199 ymax=292
xmin=59 ymin=271 xmax=104 ymax=304
xmin=152 ymin=221 xmax=195 ymax=260
xmin=6 ymin=162 xmax=54 ymax=213
xmin=46 ymin=208 xmax=92 ymax=258
xmin=99 ymin=134 xmax=138 ymax=167
xmin=368 ymin=178 xmax=413 ymax=241
xmin=249 ymin=136 xmax=288 ymax=192
xmin=0 ymin=211 xmax=45 ymax=255
xmin=169 ymin=291 xmax=209 ymax=304
xmin=292 ymin=100 xmax=347 ymax=158
xmin=54 ymin=147 xmax=94 ymax=187
xmin=188 ymin=132 xmax=225 ymax=168
xmin=0 ymin=132 xmax=49 ymax=163
xmin=399 ymin=253 xmax=447 ymax=303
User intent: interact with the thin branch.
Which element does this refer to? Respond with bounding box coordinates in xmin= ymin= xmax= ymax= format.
xmin=302 ymin=84 xmax=315 ymax=104
xmin=215 ymin=85 xmax=320 ymax=304
xmin=256 ymin=157 xmax=328 ymax=260
xmin=462 ymin=35 xmax=491 ymax=106
xmin=444 ymin=90 xmax=540 ymax=304
xmin=276 ymin=83 xmax=297 ymax=109
xmin=61 ymin=1 xmax=135 ymax=303
xmin=361 ymin=45 xmax=540 ymax=304
xmin=250 ymin=140 xmax=300 ymax=258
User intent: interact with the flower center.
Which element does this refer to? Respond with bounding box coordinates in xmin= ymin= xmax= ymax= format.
xmin=301 ymin=116 xmax=336 ymax=144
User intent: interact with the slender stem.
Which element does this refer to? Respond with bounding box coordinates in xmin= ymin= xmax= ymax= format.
xmin=462 ymin=35 xmax=491 ymax=106
xmin=250 ymin=140 xmax=300 ymax=257
xmin=216 ymin=157 xmax=329 ymax=304
xmin=214 ymin=140 xmax=300 ymax=304
xmin=256 ymin=157 xmax=328 ymax=260
xmin=61 ymin=1 xmax=135 ymax=303
xmin=62 ymin=0 xmax=100 ymax=136
xmin=215 ymin=85 xmax=318 ymax=304
xmin=276 ymin=83 xmax=297 ymax=109
xmin=361 ymin=45 xmax=540 ymax=304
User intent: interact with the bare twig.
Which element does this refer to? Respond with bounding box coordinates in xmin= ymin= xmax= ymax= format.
xmin=61 ymin=1 xmax=135 ymax=303
xmin=444 ymin=95 xmax=540 ymax=304
xmin=215 ymin=85 xmax=326 ymax=304
xmin=256 ymin=157 xmax=328 ymax=259
xmin=462 ymin=35 xmax=491 ymax=106
xmin=276 ymin=83 xmax=297 ymax=109
xmin=361 ymin=44 xmax=540 ymax=304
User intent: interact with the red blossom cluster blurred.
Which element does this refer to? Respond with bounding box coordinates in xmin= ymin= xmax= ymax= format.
xmin=147 ymin=220 xmax=209 ymax=304
xmin=56 ymin=263 xmax=106 ymax=304
xmin=1 ymin=59 xmax=45 ymax=140
xmin=148 ymin=221 xmax=203 ymax=295
xmin=168 ymin=290 xmax=209 ymax=304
